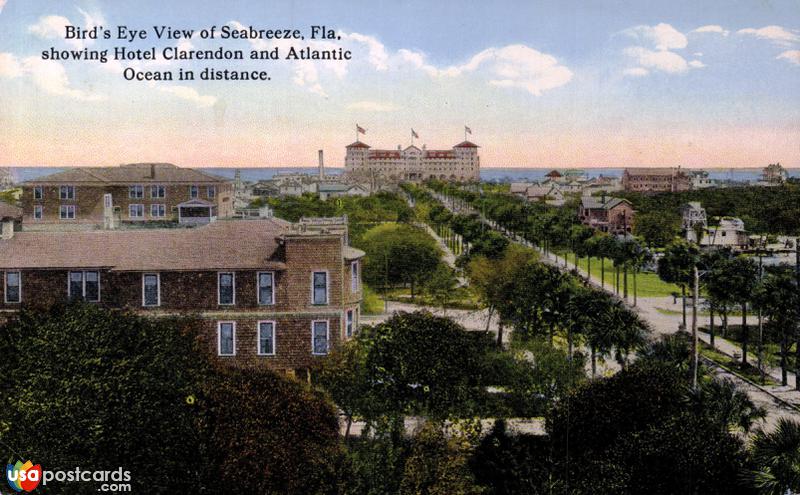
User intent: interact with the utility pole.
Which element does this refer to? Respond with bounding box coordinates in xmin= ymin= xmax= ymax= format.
xmin=796 ymin=240 xmax=800 ymax=391
xmin=692 ymin=265 xmax=699 ymax=391
xmin=757 ymin=242 xmax=765 ymax=384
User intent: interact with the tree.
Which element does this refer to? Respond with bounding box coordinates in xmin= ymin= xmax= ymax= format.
xmin=470 ymin=420 xmax=555 ymax=495
xmin=204 ymin=367 xmax=345 ymax=495
xmin=749 ymin=418 xmax=800 ymax=495
xmin=326 ymin=311 xmax=497 ymax=422
xmin=467 ymin=245 xmax=537 ymax=345
xmin=634 ymin=211 xmax=681 ymax=248
xmin=359 ymin=223 xmax=442 ymax=298
xmin=424 ymin=264 xmax=459 ymax=313
xmin=595 ymin=233 xmax=617 ymax=289
xmin=657 ymin=241 xmax=700 ymax=328
xmin=756 ymin=266 xmax=800 ymax=386
xmin=0 ymin=304 xmax=346 ymax=495
xmin=547 ymin=360 xmax=752 ymax=494
xmin=721 ymin=256 xmax=759 ymax=366
xmin=0 ymin=304 xmax=210 ymax=494
xmin=700 ymin=248 xmax=736 ymax=347
xmin=400 ymin=422 xmax=483 ymax=495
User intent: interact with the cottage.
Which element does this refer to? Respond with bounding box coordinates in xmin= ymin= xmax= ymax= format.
xmin=526 ymin=184 xmax=565 ymax=206
xmin=579 ymin=196 xmax=635 ymax=234
xmin=702 ymin=217 xmax=748 ymax=249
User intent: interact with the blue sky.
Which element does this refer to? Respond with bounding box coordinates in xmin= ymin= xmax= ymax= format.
xmin=0 ymin=0 xmax=798 ymax=168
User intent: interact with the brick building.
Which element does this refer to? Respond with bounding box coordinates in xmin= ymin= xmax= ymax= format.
xmin=0 ymin=217 xmax=364 ymax=373
xmin=345 ymin=139 xmax=480 ymax=182
xmin=621 ymin=167 xmax=691 ymax=192
xmin=21 ymin=163 xmax=234 ymax=227
xmin=579 ymin=196 xmax=635 ymax=234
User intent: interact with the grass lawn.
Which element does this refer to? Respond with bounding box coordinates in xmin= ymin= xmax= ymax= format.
xmin=700 ymin=342 xmax=778 ymax=386
xmin=379 ymin=286 xmax=482 ymax=310
xmin=560 ymin=253 xmax=679 ymax=297
xmin=361 ymin=285 xmax=385 ymax=315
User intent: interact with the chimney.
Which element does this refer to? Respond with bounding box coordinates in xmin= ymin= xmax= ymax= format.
xmin=318 ymin=150 xmax=324 ymax=180
xmin=150 ymin=163 xmax=156 ymax=179
xmin=103 ymin=193 xmax=117 ymax=230
xmin=1 ymin=218 xmax=14 ymax=240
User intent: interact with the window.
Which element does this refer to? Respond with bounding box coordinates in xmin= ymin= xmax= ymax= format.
xmin=150 ymin=204 xmax=166 ymax=218
xmin=60 ymin=185 xmax=75 ymax=200
xmin=150 ymin=185 xmax=166 ymax=199
xmin=346 ymin=309 xmax=354 ymax=337
xmin=128 ymin=185 xmax=144 ymax=199
xmin=217 ymin=321 xmax=236 ymax=356
xmin=312 ymin=271 xmax=328 ymax=305
xmin=189 ymin=185 xmax=199 ymax=198
xmin=312 ymin=320 xmax=329 ymax=355
xmin=218 ymin=272 xmax=235 ymax=305
xmin=68 ymin=271 xmax=100 ymax=302
xmin=33 ymin=205 xmax=43 ymax=220
xmin=33 ymin=186 xmax=43 ymax=200
xmin=142 ymin=273 xmax=160 ymax=306
xmin=351 ymin=261 xmax=359 ymax=292
xmin=129 ymin=204 xmax=144 ymax=219
xmin=207 ymin=186 xmax=216 ymax=199
xmin=59 ymin=205 xmax=76 ymax=220
xmin=257 ymin=272 xmax=274 ymax=305
xmin=258 ymin=321 xmax=276 ymax=356
xmin=5 ymin=271 xmax=21 ymax=303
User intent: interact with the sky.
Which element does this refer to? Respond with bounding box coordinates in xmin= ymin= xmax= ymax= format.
xmin=0 ymin=0 xmax=798 ymax=168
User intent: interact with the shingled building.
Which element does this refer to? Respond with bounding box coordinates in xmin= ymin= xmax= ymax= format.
xmin=21 ymin=163 xmax=234 ymax=227
xmin=0 ymin=216 xmax=364 ymax=373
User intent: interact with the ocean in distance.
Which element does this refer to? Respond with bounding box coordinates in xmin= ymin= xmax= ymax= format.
xmin=8 ymin=166 xmax=800 ymax=184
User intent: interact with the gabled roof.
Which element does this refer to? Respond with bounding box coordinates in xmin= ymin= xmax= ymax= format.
xmin=177 ymin=199 xmax=216 ymax=207
xmin=404 ymin=145 xmax=421 ymax=152
xmin=581 ymin=196 xmax=631 ymax=210
xmin=24 ymin=163 xmax=229 ymax=185
xmin=0 ymin=219 xmax=290 ymax=271
xmin=318 ymin=183 xmax=351 ymax=192
xmin=624 ymin=167 xmax=684 ymax=176
xmin=453 ymin=141 xmax=479 ymax=148
xmin=346 ymin=141 xmax=371 ymax=149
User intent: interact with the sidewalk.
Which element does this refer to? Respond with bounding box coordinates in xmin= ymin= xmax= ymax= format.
xmin=431 ymin=190 xmax=800 ymax=423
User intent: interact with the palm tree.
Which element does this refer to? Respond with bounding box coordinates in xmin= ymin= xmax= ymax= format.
xmin=757 ymin=266 xmax=800 ymax=386
xmin=657 ymin=241 xmax=700 ymax=329
xmin=721 ymin=257 xmax=759 ymax=366
xmin=749 ymin=418 xmax=800 ymax=495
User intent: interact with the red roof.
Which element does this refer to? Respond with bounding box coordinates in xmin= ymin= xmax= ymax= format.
xmin=369 ymin=151 xmax=401 ymax=159
xmin=346 ymin=141 xmax=371 ymax=149
xmin=545 ymin=170 xmax=562 ymax=178
xmin=425 ymin=151 xmax=456 ymax=159
xmin=454 ymin=141 xmax=479 ymax=148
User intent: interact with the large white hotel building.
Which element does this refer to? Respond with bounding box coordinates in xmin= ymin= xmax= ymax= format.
xmin=344 ymin=140 xmax=480 ymax=182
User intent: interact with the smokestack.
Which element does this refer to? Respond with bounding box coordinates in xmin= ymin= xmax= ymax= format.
xmin=1 ymin=219 xmax=14 ymax=240
xmin=318 ymin=150 xmax=324 ymax=179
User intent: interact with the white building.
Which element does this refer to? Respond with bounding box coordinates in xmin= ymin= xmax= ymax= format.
xmin=690 ymin=170 xmax=715 ymax=189
xmin=702 ymin=217 xmax=748 ymax=249
xmin=345 ymin=140 xmax=480 ymax=182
